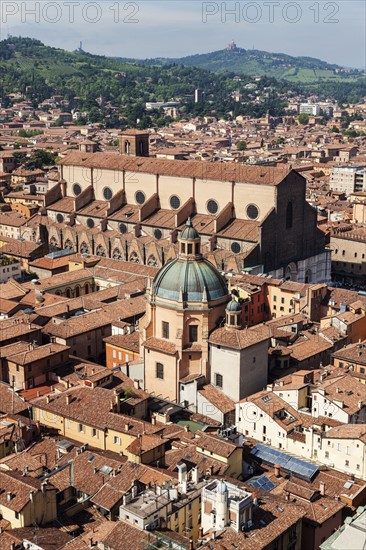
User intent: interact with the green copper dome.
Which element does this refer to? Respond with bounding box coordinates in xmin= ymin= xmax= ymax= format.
xmin=226 ymin=299 xmax=241 ymax=312
xmin=153 ymin=258 xmax=229 ymax=302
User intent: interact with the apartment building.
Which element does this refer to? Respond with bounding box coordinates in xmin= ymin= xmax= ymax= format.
xmin=31 ymin=385 xmax=165 ymax=464
xmin=317 ymin=424 xmax=366 ymax=479
xmin=0 ymin=257 xmax=21 ymax=283
xmin=0 ymin=470 xmax=57 ymax=528
xmin=330 ymin=227 xmax=366 ymax=285
xmin=332 ymin=340 xmax=366 ymax=381
xmin=236 ymin=370 xmax=366 ymax=476
xmin=330 ymin=166 xmax=366 ymax=195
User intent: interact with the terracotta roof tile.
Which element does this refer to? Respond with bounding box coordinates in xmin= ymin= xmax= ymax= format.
xmin=59 ymin=151 xmax=291 ymax=186
xmin=209 ymin=324 xmax=270 ymax=350
xmin=197 ymin=385 xmax=235 ymax=414
xmin=143 ymin=337 xmax=177 ymax=355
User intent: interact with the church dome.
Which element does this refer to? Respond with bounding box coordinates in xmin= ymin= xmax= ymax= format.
xmin=226 ymin=298 xmax=241 ymax=312
xmin=153 ymin=257 xmax=229 ymax=302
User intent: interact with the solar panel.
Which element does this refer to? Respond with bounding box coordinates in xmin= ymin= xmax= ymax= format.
xmin=343 ymin=480 xmax=353 ymax=489
xmin=250 ymin=443 xmax=318 ymax=481
xmin=248 ymin=475 xmax=275 ymax=492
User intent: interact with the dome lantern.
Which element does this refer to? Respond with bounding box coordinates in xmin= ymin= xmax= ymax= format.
xmin=225 ymin=297 xmax=242 ymax=328
xmin=179 ymin=217 xmax=201 ymax=258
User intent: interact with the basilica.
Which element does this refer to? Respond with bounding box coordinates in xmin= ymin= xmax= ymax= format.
xmin=44 ymin=129 xmax=330 ymax=283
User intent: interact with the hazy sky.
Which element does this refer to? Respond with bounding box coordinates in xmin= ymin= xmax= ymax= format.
xmin=1 ymin=1 xmax=365 ymax=68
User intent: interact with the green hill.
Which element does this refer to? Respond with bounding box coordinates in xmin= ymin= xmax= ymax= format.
xmin=0 ymin=37 xmax=365 ymax=129
xmin=118 ymin=45 xmax=362 ymax=83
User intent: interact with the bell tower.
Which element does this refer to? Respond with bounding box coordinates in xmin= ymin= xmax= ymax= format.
xmin=119 ymin=129 xmax=149 ymax=157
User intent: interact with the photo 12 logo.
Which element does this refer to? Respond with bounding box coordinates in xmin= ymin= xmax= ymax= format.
xmin=202 ymin=2 xmax=340 ymax=24
xmin=1 ymin=1 xmax=139 ymax=24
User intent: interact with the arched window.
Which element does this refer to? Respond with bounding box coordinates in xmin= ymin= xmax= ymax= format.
xmin=147 ymin=255 xmax=158 ymax=267
xmin=96 ymin=244 xmax=106 ymax=257
xmin=125 ymin=140 xmax=130 ymax=154
xmin=49 ymin=236 xmax=58 ymax=249
xmin=305 ymin=269 xmax=312 ymax=284
xmin=66 ymin=288 xmax=72 ymax=298
xmin=129 ymin=251 xmax=140 ymax=264
xmin=64 ymin=239 xmax=73 ymax=250
xmin=75 ymin=285 xmax=80 ymax=297
xmin=84 ymin=283 xmax=90 ymax=294
xmin=285 ymin=262 xmax=297 ymax=282
xmin=113 ymin=248 xmax=122 ymax=260
xmin=80 ymin=242 xmax=89 ymax=254
xmin=286 ymin=202 xmax=293 ymax=229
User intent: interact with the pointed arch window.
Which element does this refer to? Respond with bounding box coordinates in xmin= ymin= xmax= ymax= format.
xmin=80 ymin=242 xmax=89 ymax=254
xmin=96 ymin=244 xmax=106 ymax=257
xmin=113 ymin=248 xmax=122 ymax=260
xmin=147 ymin=255 xmax=158 ymax=267
xmin=286 ymin=202 xmax=293 ymax=229
xmin=129 ymin=251 xmax=140 ymax=264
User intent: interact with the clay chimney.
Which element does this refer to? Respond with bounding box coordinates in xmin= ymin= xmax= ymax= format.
xmin=320 ymin=481 xmax=326 ymax=496
xmin=274 ymin=464 xmax=281 ymax=477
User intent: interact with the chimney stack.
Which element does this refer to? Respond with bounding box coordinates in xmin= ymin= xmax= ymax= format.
xmin=274 ymin=464 xmax=281 ymax=477
xmin=191 ymin=466 xmax=199 ymax=484
xmin=320 ymin=481 xmax=326 ymax=496
xmin=114 ymin=392 xmax=120 ymax=413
